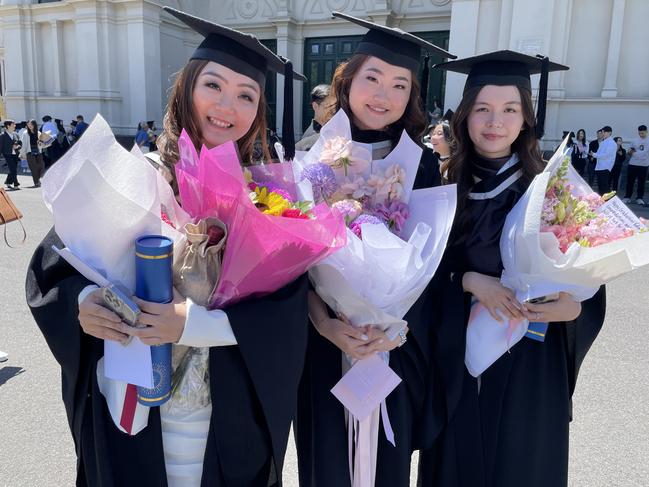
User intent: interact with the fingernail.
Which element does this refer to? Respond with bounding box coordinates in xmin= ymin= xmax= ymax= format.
xmin=361 ymin=334 xmax=369 ymax=341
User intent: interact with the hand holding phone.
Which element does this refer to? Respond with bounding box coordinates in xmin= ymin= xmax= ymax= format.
xmin=101 ymin=285 xmax=141 ymax=328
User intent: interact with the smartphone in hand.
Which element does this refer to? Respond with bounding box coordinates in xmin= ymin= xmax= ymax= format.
xmin=526 ymin=293 xmax=560 ymax=305
xmin=101 ymin=285 xmax=141 ymax=328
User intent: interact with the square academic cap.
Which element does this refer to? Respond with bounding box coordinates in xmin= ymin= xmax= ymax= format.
xmin=163 ymin=7 xmax=306 ymax=158
xmin=332 ymin=12 xmax=455 ymax=72
xmin=434 ymin=50 xmax=569 ymax=138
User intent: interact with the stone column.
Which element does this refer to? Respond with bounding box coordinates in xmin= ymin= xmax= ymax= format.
xmin=1 ymin=6 xmax=39 ymax=119
xmin=274 ymin=18 xmax=302 ymax=139
xmin=50 ymin=20 xmax=65 ymax=96
xmin=445 ymin=0 xmax=480 ymax=109
xmin=601 ymin=0 xmax=626 ymax=98
xmin=123 ymin=1 xmax=162 ymax=129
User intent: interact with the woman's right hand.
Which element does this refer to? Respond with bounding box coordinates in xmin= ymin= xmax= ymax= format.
xmin=78 ymin=288 xmax=130 ymax=344
xmin=462 ymin=271 xmax=524 ymax=322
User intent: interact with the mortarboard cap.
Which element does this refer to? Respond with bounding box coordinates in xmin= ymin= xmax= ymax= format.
xmin=332 ymin=12 xmax=455 ymax=72
xmin=332 ymin=12 xmax=456 ymax=114
xmin=434 ymin=50 xmax=569 ymax=139
xmin=163 ymin=7 xmax=306 ymax=159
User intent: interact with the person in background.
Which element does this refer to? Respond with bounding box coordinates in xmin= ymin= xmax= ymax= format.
xmin=295 ymin=84 xmax=330 ymax=151
xmin=623 ymin=124 xmax=649 ymax=205
xmin=146 ymin=121 xmax=158 ymax=152
xmin=610 ymin=136 xmax=626 ymax=192
xmin=589 ymin=125 xmax=615 ymax=195
xmin=1 ymin=119 xmax=21 ymax=189
xmin=19 ymin=119 xmax=46 ymax=187
xmin=427 ymin=118 xmax=453 ymax=177
xmin=74 ymin=115 xmax=89 ymax=139
xmin=573 ymin=128 xmax=588 ymax=175
xmin=134 ymin=121 xmax=150 ymax=153
xmin=40 ymin=115 xmax=58 ymax=168
xmin=429 ymin=98 xmax=443 ymax=124
xmin=587 ymin=129 xmax=602 ymax=186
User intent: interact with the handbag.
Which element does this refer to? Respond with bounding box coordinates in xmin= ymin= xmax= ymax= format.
xmin=0 ymin=187 xmax=27 ymax=247
xmin=166 ymin=216 xmax=227 ymax=414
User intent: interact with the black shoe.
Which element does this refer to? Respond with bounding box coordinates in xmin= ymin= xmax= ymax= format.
xmin=13 ymin=182 xmax=20 ymax=188
xmin=34 ymin=183 xmax=41 ymax=188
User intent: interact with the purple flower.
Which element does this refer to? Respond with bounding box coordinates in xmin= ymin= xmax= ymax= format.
xmin=374 ymin=201 xmax=410 ymax=234
xmin=349 ymin=214 xmax=384 ymax=239
xmin=331 ymin=199 xmax=363 ymax=224
xmin=301 ymin=163 xmax=339 ymax=203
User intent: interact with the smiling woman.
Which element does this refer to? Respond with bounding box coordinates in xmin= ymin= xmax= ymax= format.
xmin=26 ymin=6 xmax=310 ymax=487
xmin=295 ymin=11 xmax=457 ymax=487
xmin=417 ymin=50 xmax=607 ymax=487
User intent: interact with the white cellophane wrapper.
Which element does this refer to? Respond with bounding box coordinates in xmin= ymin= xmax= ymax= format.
xmin=295 ymin=110 xmax=457 ymax=487
xmin=296 ymin=109 xmax=457 ymax=340
xmin=42 ymin=114 xmax=191 ymax=433
xmin=466 ymin=135 xmax=649 ymax=377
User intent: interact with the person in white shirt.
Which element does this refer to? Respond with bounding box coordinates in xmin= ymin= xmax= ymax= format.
xmin=589 ymin=125 xmax=616 ymax=195
xmin=623 ymin=124 xmax=649 ymax=205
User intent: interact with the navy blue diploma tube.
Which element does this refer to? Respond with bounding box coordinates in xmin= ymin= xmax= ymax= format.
xmin=135 ymin=235 xmax=174 ymax=407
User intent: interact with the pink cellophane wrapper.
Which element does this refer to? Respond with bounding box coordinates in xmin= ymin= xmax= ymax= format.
xmin=174 ymin=130 xmax=346 ymax=308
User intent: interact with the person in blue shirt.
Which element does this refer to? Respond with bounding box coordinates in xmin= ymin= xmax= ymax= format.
xmin=73 ymin=115 xmax=89 ymax=138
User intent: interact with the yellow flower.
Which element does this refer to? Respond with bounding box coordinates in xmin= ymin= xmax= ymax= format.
xmin=254 ymin=187 xmax=290 ymax=216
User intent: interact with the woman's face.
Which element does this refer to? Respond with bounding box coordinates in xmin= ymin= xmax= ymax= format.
xmin=348 ymin=56 xmax=412 ymax=131
xmin=28 ymin=121 xmax=37 ymax=132
xmin=577 ymin=130 xmax=585 ymax=141
xmin=467 ymin=85 xmax=525 ymax=159
xmin=192 ymin=61 xmax=261 ymax=149
xmin=430 ymin=124 xmax=450 ymax=154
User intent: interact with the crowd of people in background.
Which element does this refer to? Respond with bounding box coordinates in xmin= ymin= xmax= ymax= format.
xmin=0 ymin=114 xmax=90 ymax=189
xmin=562 ymin=124 xmax=649 ymax=202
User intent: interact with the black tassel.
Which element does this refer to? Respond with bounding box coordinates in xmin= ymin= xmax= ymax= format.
xmin=420 ymin=55 xmax=430 ymax=113
xmin=535 ymin=55 xmax=550 ymax=140
xmin=282 ymin=60 xmax=295 ymax=161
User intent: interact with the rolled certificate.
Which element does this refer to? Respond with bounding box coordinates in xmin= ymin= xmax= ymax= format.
xmin=135 ymin=235 xmax=174 ymax=407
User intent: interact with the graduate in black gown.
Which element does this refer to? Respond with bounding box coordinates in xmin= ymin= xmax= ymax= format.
xmin=295 ymin=12 xmax=456 ymax=487
xmin=417 ymin=51 xmax=607 ymax=487
xmin=26 ymin=8 xmax=309 ymax=487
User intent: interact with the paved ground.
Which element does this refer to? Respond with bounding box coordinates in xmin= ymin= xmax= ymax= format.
xmin=1 ymin=171 xmax=648 ymax=486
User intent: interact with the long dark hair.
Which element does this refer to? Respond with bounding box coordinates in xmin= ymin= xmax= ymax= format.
xmin=324 ymin=53 xmax=427 ymax=144
xmin=576 ymin=128 xmax=586 ymax=144
xmin=27 ymin=119 xmax=38 ymax=134
xmin=157 ymin=59 xmax=270 ymax=193
xmin=443 ymin=85 xmax=544 ymax=241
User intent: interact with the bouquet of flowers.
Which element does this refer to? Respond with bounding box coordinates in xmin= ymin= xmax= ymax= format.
xmin=173 ymin=129 xmax=347 ymax=308
xmin=42 ymin=114 xmax=191 ymax=434
xmin=466 ymin=136 xmax=649 ymax=377
xmin=294 ymin=109 xmax=457 ymax=487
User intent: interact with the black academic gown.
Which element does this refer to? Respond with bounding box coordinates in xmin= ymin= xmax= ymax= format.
xmin=295 ymin=128 xmax=444 ymax=487
xmin=417 ymin=155 xmax=606 ymax=487
xmin=26 ymin=228 xmax=309 ymax=487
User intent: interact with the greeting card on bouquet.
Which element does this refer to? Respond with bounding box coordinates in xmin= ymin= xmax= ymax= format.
xmin=331 ymin=354 xmax=401 ymax=422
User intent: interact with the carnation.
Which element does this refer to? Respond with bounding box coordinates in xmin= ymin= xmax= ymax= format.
xmin=374 ymin=200 xmax=410 ymax=234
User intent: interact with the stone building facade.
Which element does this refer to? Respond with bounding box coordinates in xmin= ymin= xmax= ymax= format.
xmin=0 ymin=0 xmax=647 ymax=148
